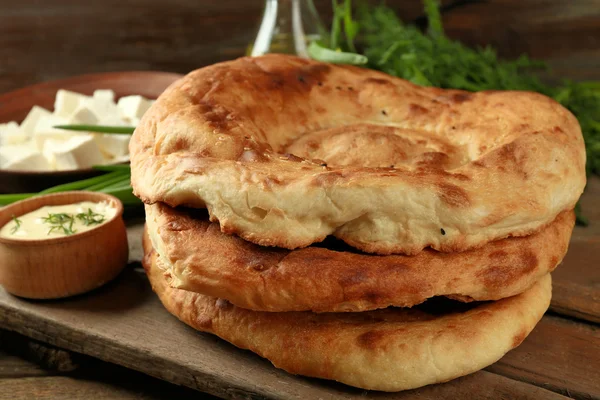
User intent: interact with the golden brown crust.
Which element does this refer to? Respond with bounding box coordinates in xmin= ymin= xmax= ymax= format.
xmin=143 ymin=232 xmax=552 ymax=392
xmin=146 ymin=202 xmax=572 ymax=312
xmin=130 ymin=55 xmax=585 ymax=255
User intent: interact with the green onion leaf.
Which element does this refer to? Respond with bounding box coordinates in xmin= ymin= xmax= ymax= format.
xmin=308 ymin=41 xmax=368 ymax=65
xmin=53 ymin=125 xmax=135 ymax=135
xmin=85 ymin=173 xmax=131 ymax=192
xmin=99 ymin=187 xmax=141 ymax=206
xmin=93 ymin=164 xmax=131 ymax=172
xmin=0 ymin=193 xmax=36 ymax=206
xmin=39 ymin=171 xmax=127 ymax=194
xmin=100 ymin=179 xmax=133 ymax=192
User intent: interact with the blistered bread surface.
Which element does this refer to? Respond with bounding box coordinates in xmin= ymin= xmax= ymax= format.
xmin=146 ymin=203 xmax=572 ymax=312
xmin=131 ymin=54 xmax=586 ymax=255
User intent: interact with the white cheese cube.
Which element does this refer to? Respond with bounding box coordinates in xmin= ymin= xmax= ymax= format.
xmin=128 ymin=117 xmax=141 ymax=127
xmin=94 ymin=134 xmax=131 ymax=158
xmin=54 ymin=89 xmax=88 ymax=118
xmin=33 ymin=115 xmax=72 ymax=150
xmin=85 ymin=97 xmax=120 ymax=122
xmin=0 ymin=143 xmax=52 ymax=171
xmin=44 ymin=135 xmax=106 ymax=170
xmin=93 ymin=89 xmax=116 ymax=104
xmin=0 ymin=121 xmax=28 ymax=146
xmin=69 ymin=105 xmax=99 ymax=125
xmin=112 ymin=154 xmax=130 ymax=163
xmin=117 ymin=95 xmax=152 ymax=120
xmin=43 ymin=139 xmax=78 ymax=170
xmin=98 ymin=114 xmax=128 ymax=127
xmin=20 ymin=106 xmax=52 ymax=137
xmin=0 ymin=144 xmax=14 ymax=167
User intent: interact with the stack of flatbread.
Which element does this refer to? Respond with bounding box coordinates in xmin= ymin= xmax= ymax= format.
xmin=130 ymin=54 xmax=586 ymax=391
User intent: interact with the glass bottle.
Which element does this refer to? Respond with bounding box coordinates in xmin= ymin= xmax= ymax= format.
xmin=249 ymin=0 xmax=324 ymax=58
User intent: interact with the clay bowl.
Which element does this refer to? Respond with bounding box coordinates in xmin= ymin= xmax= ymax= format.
xmin=0 ymin=71 xmax=183 ymax=193
xmin=0 ymin=191 xmax=128 ymax=299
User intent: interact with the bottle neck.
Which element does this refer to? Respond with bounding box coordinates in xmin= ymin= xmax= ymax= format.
xmin=251 ymin=0 xmax=322 ymax=57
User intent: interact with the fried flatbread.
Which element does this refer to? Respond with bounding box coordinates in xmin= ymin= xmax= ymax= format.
xmin=146 ymin=203 xmax=571 ymax=312
xmin=131 ymin=54 xmax=585 ymax=255
xmin=143 ymin=230 xmax=551 ymax=392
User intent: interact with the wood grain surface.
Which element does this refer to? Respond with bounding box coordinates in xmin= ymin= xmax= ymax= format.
xmin=0 ymin=272 xmax=583 ymax=400
xmin=552 ymin=242 xmax=600 ymax=324
xmin=0 ymin=0 xmax=599 ymax=94
xmin=0 ymin=339 xmax=568 ymax=400
xmin=489 ymin=316 xmax=600 ymax=399
xmin=552 ymin=178 xmax=600 ymax=324
xmin=0 ymin=353 xmax=50 ymax=379
xmin=0 ymin=332 xmax=209 ymax=400
xmin=0 ymin=330 xmax=79 ymax=373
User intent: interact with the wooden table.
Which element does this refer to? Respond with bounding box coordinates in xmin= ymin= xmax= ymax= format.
xmin=0 ymin=1 xmax=599 ymax=398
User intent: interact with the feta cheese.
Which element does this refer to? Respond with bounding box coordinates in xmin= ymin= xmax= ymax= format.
xmin=94 ymin=134 xmax=131 ymax=158
xmin=98 ymin=114 xmax=128 ymax=127
xmin=1 ymin=87 xmax=140 ymax=172
xmin=117 ymin=95 xmax=152 ymax=120
xmin=42 ymin=139 xmax=78 ymax=170
xmin=0 ymin=143 xmax=52 ymax=171
xmin=69 ymin=105 xmax=99 ymax=125
xmin=43 ymin=135 xmax=106 ymax=170
xmin=0 ymin=122 xmax=28 ymax=146
xmin=85 ymin=94 xmax=120 ymax=122
xmin=128 ymin=117 xmax=141 ymax=127
xmin=33 ymin=115 xmax=72 ymax=150
xmin=112 ymin=154 xmax=131 ymax=163
xmin=54 ymin=89 xmax=88 ymax=119
xmin=20 ymin=106 xmax=52 ymax=137
xmin=93 ymin=89 xmax=115 ymax=104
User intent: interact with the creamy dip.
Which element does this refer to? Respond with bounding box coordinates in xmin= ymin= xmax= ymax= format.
xmin=0 ymin=201 xmax=117 ymax=240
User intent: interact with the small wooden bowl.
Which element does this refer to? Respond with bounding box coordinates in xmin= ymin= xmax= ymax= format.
xmin=0 ymin=191 xmax=128 ymax=299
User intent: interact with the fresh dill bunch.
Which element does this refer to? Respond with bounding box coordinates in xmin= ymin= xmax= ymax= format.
xmin=355 ymin=1 xmax=550 ymax=93
xmin=553 ymin=80 xmax=600 ymax=176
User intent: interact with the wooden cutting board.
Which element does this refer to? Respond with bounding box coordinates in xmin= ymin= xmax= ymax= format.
xmin=0 ymin=179 xmax=599 ymax=399
xmin=0 ymin=265 xmax=574 ymax=400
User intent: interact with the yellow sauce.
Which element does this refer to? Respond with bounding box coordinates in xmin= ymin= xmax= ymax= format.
xmin=0 ymin=201 xmax=117 ymax=240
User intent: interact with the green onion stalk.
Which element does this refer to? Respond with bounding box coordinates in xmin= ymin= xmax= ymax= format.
xmin=0 ymin=164 xmax=139 ymax=207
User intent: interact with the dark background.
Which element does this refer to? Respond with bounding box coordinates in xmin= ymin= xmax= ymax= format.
xmin=0 ymin=0 xmax=599 ymax=94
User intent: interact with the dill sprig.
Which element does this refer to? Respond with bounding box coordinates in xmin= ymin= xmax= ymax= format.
xmin=43 ymin=213 xmax=76 ymax=236
xmin=76 ymin=208 xmax=105 ymax=226
xmin=10 ymin=215 xmax=21 ymax=234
